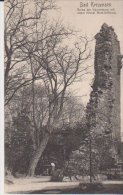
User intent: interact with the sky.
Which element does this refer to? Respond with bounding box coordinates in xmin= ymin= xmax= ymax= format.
xmin=50 ymin=0 xmax=123 ymax=138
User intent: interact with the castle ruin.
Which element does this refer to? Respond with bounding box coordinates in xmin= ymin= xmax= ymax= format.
xmin=86 ymin=23 xmax=123 ymax=168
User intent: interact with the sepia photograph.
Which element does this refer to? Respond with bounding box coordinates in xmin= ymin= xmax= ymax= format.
xmin=4 ymin=0 xmax=123 ymax=193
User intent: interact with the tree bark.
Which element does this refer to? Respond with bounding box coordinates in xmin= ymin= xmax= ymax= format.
xmin=27 ymin=133 xmax=50 ymax=176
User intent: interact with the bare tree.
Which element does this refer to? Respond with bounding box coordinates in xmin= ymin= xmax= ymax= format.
xmin=5 ymin=0 xmax=92 ymax=176
xmin=60 ymin=95 xmax=85 ymax=127
xmin=5 ymin=0 xmax=56 ymax=105
xmin=25 ymin=29 xmax=91 ymax=175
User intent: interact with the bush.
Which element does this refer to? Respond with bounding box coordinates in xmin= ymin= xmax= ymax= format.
xmin=79 ymin=182 xmax=104 ymax=192
xmin=51 ymin=169 xmax=64 ymax=182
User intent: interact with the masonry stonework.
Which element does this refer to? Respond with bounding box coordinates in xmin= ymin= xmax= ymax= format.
xmin=86 ymin=23 xmax=123 ymax=164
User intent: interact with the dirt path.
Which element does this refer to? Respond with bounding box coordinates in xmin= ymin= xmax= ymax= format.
xmin=5 ymin=177 xmax=80 ymax=194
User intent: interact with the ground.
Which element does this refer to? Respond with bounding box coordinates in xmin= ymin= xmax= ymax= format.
xmin=5 ymin=176 xmax=123 ymax=194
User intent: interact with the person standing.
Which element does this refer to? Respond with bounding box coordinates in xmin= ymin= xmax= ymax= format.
xmin=51 ymin=162 xmax=55 ymax=174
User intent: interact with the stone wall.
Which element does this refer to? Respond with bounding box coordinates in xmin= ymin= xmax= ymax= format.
xmin=86 ymin=23 xmax=122 ymax=165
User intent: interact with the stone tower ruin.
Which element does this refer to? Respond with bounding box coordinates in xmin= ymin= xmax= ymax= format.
xmin=86 ymin=23 xmax=122 ymax=166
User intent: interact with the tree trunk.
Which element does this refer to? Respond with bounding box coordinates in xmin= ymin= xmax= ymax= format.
xmin=27 ymin=96 xmax=64 ymax=176
xmin=27 ymin=133 xmax=50 ymax=176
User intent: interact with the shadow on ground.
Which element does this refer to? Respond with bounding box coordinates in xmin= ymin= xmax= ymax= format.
xmin=29 ymin=184 xmax=123 ymax=194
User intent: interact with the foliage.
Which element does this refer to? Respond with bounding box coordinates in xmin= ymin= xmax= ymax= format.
xmin=35 ymin=116 xmax=88 ymax=175
xmin=9 ymin=110 xmax=33 ymax=175
xmin=65 ymin=131 xmax=115 ymax=178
